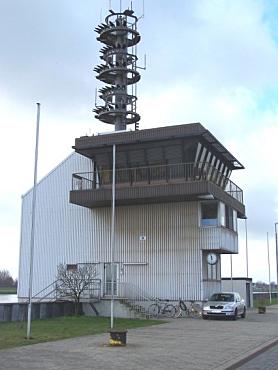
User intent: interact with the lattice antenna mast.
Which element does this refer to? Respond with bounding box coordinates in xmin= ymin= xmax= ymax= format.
xmin=94 ymin=8 xmax=142 ymax=131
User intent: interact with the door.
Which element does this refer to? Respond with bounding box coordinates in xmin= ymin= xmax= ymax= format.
xmin=104 ymin=263 xmax=118 ymax=296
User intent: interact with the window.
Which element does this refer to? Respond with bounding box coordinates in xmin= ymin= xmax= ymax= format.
xmin=66 ymin=264 xmax=77 ymax=271
xmin=225 ymin=205 xmax=234 ymax=230
xmin=219 ymin=202 xmax=225 ymax=226
xmin=224 ymin=206 xmax=237 ymax=231
xmin=200 ymin=201 xmax=218 ymax=226
xmin=233 ymin=210 xmax=238 ymax=232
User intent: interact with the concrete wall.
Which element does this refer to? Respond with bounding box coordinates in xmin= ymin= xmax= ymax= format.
xmin=83 ymin=300 xmax=139 ymax=319
xmin=0 ymin=302 xmax=75 ymax=322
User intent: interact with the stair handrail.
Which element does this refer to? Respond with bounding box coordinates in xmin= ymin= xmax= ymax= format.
xmin=119 ymin=281 xmax=156 ymax=301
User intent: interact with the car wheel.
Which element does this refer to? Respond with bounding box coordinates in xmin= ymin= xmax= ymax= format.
xmin=202 ymin=314 xmax=208 ymax=320
xmin=241 ymin=307 xmax=246 ymax=318
xmin=232 ymin=308 xmax=238 ymax=320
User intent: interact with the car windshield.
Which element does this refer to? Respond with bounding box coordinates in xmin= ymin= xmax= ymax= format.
xmin=209 ymin=293 xmax=234 ymax=302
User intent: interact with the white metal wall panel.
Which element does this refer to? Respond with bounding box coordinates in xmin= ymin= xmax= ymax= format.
xmin=199 ymin=227 xmax=238 ymax=253
xmin=18 ymin=153 xmax=93 ymax=298
xmin=90 ymin=202 xmax=234 ymax=300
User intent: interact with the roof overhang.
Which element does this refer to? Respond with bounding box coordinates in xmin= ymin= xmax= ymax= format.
xmin=73 ymin=123 xmax=244 ymax=170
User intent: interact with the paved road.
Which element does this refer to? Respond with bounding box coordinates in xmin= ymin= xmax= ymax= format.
xmin=0 ymin=306 xmax=278 ymax=370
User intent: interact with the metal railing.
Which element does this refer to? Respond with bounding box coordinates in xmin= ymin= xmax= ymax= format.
xmin=30 ymin=278 xmax=102 ymax=303
xmin=115 ymin=282 xmax=157 ymax=318
xmin=72 ymin=162 xmax=243 ymax=203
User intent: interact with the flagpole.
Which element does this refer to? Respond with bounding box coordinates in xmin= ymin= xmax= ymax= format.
xmin=267 ymin=232 xmax=272 ymax=304
xmin=27 ymin=103 xmax=40 ymax=339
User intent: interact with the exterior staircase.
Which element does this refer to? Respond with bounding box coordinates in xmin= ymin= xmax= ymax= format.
xmin=119 ymin=298 xmax=150 ymax=319
xmin=118 ymin=283 xmax=156 ymax=319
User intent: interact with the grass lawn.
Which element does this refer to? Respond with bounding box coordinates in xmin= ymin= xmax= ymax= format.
xmin=253 ymin=296 xmax=278 ymax=307
xmin=0 ymin=287 xmax=17 ymax=294
xmin=0 ymin=316 xmax=164 ymax=350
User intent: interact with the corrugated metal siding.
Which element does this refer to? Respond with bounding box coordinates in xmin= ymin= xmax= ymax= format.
xmin=90 ymin=202 xmax=234 ymax=300
xmin=200 ymin=227 xmax=238 ymax=252
xmin=18 ymin=153 xmax=94 ymax=298
xmin=19 ymin=154 xmax=239 ymax=301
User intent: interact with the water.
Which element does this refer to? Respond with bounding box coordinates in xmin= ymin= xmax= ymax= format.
xmin=0 ymin=294 xmax=18 ymax=303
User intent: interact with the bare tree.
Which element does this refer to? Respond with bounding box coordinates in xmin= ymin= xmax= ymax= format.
xmin=56 ymin=264 xmax=97 ymax=315
xmin=0 ymin=269 xmax=15 ymax=287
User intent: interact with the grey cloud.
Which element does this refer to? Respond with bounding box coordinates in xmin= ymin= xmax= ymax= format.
xmin=244 ymin=185 xmax=278 ymax=238
xmin=0 ymin=0 xmax=101 ymax=114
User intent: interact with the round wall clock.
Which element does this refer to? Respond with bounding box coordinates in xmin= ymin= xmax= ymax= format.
xmin=207 ymin=252 xmax=218 ymax=265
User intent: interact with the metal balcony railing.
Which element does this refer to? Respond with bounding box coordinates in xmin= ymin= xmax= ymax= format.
xmin=72 ymin=162 xmax=243 ymax=203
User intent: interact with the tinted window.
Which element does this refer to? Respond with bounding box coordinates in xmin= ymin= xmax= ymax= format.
xmin=201 ymin=202 xmax=218 ymax=226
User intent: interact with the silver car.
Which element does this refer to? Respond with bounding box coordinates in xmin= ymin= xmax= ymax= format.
xmin=202 ymin=292 xmax=246 ymax=320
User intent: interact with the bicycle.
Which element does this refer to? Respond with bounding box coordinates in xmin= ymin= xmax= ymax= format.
xmin=187 ymin=300 xmax=202 ymax=318
xmin=174 ymin=298 xmax=188 ymax=318
xmin=174 ymin=299 xmax=202 ymax=318
xmin=148 ymin=298 xmax=177 ymax=318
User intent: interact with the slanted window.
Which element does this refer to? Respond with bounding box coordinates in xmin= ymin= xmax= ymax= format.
xmin=200 ymin=201 xmax=218 ymax=226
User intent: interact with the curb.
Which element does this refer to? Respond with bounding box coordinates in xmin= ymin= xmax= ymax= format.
xmin=215 ymin=338 xmax=278 ymax=370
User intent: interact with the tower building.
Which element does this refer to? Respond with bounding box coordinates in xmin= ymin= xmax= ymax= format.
xmin=18 ymin=7 xmax=246 ymax=314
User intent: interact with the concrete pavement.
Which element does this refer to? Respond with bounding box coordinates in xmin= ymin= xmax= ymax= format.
xmin=1 ymin=305 xmax=278 ymax=370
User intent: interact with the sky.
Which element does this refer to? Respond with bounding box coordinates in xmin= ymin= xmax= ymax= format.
xmin=0 ymin=0 xmax=278 ymax=283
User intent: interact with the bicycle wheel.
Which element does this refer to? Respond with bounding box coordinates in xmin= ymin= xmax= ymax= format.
xmin=188 ymin=303 xmax=201 ymax=318
xmin=148 ymin=303 xmax=160 ymax=318
xmin=179 ymin=300 xmax=187 ymax=312
xmin=174 ymin=306 xmax=182 ymax=318
xmin=163 ymin=304 xmax=177 ymax=318
xmin=192 ymin=303 xmax=202 ymax=317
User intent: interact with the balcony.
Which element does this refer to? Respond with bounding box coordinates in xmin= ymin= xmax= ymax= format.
xmin=70 ymin=162 xmax=245 ymax=217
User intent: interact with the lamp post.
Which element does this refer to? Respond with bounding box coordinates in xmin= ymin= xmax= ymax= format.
xmin=275 ymin=223 xmax=278 ymax=285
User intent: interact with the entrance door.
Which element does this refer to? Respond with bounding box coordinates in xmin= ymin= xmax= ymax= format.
xmin=104 ymin=263 xmax=118 ymax=296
